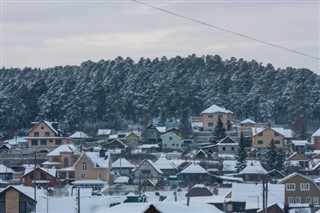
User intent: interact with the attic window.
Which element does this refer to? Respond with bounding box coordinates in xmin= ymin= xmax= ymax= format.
xmin=41 ymin=126 xmax=44 ymax=129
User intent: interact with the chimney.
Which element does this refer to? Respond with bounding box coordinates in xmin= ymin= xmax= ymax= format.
xmin=99 ymin=149 xmax=105 ymax=158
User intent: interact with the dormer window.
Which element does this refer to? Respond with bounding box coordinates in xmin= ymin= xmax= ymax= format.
xmin=34 ymin=132 xmax=39 ymax=137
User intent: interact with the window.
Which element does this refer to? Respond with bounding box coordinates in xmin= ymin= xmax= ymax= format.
xmin=34 ymin=132 xmax=39 ymax=137
xmin=40 ymin=140 xmax=47 ymax=145
xmin=164 ymin=144 xmax=167 ymax=147
xmin=82 ymin=162 xmax=87 ymax=171
xmin=0 ymin=201 xmax=5 ymax=213
xmin=300 ymin=183 xmax=310 ymax=191
xmin=64 ymin=157 xmax=69 ymax=167
xmin=97 ymin=173 xmax=102 ymax=179
xmin=55 ymin=140 xmax=62 ymax=145
xmin=169 ymin=137 xmax=173 ymax=141
xmin=288 ymin=197 xmax=294 ymax=204
xmin=258 ymin=132 xmax=263 ymax=136
xmin=218 ymin=114 xmax=223 ymax=119
xmin=274 ymin=140 xmax=280 ymax=145
xmin=19 ymin=201 xmax=26 ymax=213
xmin=45 ymin=132 xmax=50 ymax=137
xmin=231 ymin=147 xmax=235 ymax=151
xmin=32 ymin=140 xmax=38 ymax=146
xmin=286 ymin=183 xmax=295 ymax=191
xmin=80 ymin=173 xmax=85 ymax=179
xmin=306 ymin=197 xmax=312 ymax=204
xmin=222 ymin=147 xmax=226 ymax=151
xmin=208 ymin=122 xmax=214 ymax=127
xmin=257 ymin=140 xmax=263 ymax=145
xmin=172 ymin=143 xmax=175 ymax=147
xmin=274 ymin=132 xmax=280 ymax=136
xmin=40 ymin=172 xmax=46 ymax=180
xmin=208 ymin=114 xmax=213 ymax=118
xmin=313 ymin=197 xmax=319 ymax=204
xmin=295 ymin=197 xmax=301 ymax=203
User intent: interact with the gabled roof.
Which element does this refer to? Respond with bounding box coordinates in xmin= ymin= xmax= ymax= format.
xmin=69 ymin=131 xmax=89 ymax=138
xmin=185 ymin=184 xmax=213 ymax=197
xmin=201 ymin=104 xmax=233 ymax=114
xmin=23 ymin=167 xmax=57 ymax=178
xmin=0 ymin=185 xmax=36 ymax=202
xmin=154 ymin=154 xmax=177 ymax=170
xmin=312 ymin=128 xmax=320 ymax=137
xmin=47 ymin=144 xmax=81 ymax=156
xmin=252 ymin=127 xmax=293 ymax=138
xmin=76 ymin=151 xmax=110 ymax=168
xmin=104 ymin=139 xmax=128 ymax=148
xmin=217 ymin=136 xmax=238 ymax=145
xmin=286 ymin=152 xmax=309 ymax=161
xmin=26 ymin=120 xmax=59 ymax=136
xmin=135 ymin=159 xmax=163 ymax=174
xmin=278 ymin=172 xmax=320 ymax=191
xmin=112 ymin=158 xmax=135 ymax=168
xmin=239 ymin=160 xmax=267 ymax=175
xmin=180 ymin=162 xmax=208 ymax=174
xmin=97 ymin=129 xmax=112 ymax=136
xmin=0 ymin=164 xmax=14 ymax=173
xmin=156 ymin=126 xmax=166 ymax=133
xmin=160 ymin=132 xmax=182 ymax=140
xmin=240 ymin=119 xmax=256 ymax=124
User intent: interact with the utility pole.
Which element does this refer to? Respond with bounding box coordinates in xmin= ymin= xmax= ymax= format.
xmin=34 ymin=150 xmax=37 ymax=213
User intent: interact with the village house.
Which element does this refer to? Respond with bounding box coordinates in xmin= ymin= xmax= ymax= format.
xmin=278 ymin=172 xmax=320 ymax=206
xmin=0 ymin=185 xmax=36 ymax=213
xmin=153 ymin=154 xmax=177 ymax=177
xmin=124 ymin=131 xmax=140 ymax=146
xmin=252 ymin=127 xmax=293 ymax=150
xmin=178 ymin=162 xmax=209 ymax=186
xmin=21 ymin=167 xmax=60 ymax=189
xmin=0 ymin=164 xmax=14 ymax=182
xmin=199 ymin=104 xmax=233 ymax=131
xmin=161 ymin=132 xmax=183 ymax=152
xmin=42 ymin=144 xmax=81 ymax=185
xmin=24 ymin=120 xmax=75 ymax=149
xmin=285 ymin=152 xmax=309 ymax=174
xmin=216 ymin=136 xmax=238 ymax=155
xmin=133 ymin=159 xmax=163 ymax=189
xmin=141 ymin=124 xmax=164 ymax=144
xmin=238 ymin=160 xmax=267 ymax=182
xmin=111 ymin=157 xmax=135 ymax=176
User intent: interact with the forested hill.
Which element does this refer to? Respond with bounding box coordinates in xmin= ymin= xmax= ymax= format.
xmin=0 ymin=54 xmax=319 ymax=134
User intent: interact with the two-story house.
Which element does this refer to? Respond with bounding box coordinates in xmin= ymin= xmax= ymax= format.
xmin=200 ymin=104 xmax=233 ymax=131
xmin=278 ymin=172 xmax=320 ymax=206
xmin=141 ymin=124 xmax=163 ymax=144
xmin=216 ymin=136 xmax=238 ymax=155
xmin=25 ymin=120 xmax=75 ymax=149
xmin=133 ymin=159 xmax=163 ymax=185
xmin=252 ymin=127 xmax=293 ymax=150
xmin=161 ymin=132 xmax=183 ymax=152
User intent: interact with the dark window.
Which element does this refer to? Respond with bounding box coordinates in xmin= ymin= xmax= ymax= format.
xmin=40 ymin=172 xmax=46 ymax=180
xmin=231 ymin=147 xmax=235 ymax=151
xmin=258 ymin=132 xmax=263 ymax=136
xmin=32 ymin=140 xmax=38 ymax=146
xmin=208 ymin=122 xmax=214 ymax=127
xmin=258 ymin=140 xmax=263 ymax=145
xmin=64 ymin=157 xmax=69 ymax=167
xmin=55 ymin=140 xmax=62 ymax=145
xmin=0 ymin=201 xmax=5 ymax=213
xmin=275 ymin=132 xmax=280 ymax=136
xmin=274 ymin=140 xmax=280 ymax=145
xmin=19 ymin=201 xmax=26 ymax=213
xmin=40 ymin=140 xmax=47 ymax=145
xmin=222 ymin=147 xmax=226 ymax=151
xmin=208 ymin=114 xmax=213 ymax=118
xmin=169 ymin=137 xmax=173 ymax=140
xmin=34 ymin=132 xmax=39 ymax=137
xmin=82 ymin=163 xmax=87 ymax=170
xmin=45 ymin=132 xmax=50 ymax=137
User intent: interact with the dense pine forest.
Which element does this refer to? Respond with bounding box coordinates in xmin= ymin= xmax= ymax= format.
xmin=0 ymin=54 xmax=319 ymax=136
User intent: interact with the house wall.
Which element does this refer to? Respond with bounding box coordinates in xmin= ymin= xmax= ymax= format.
xmin=314 ymin=136 xmax=320 ymax=150
xmin=134 ymin=161 xmax=161 ymax=183
xmin=126 ymin=134 xmax=139 ymax=144
xmin=252 ymin=128 xmax=284 ymax=149
xmin=281 ymin=175 xmax=320 ymax=205
xmin=74 ymin=156 xmax=109 ymax=182
xmin=202 ymin=112 xmax=232 ymax=131
xmin=161 ymin=132 xmax=182 ymax=150
xmin=5 ymin=189 xmax=19 ymax=213
xmin=218 ymin=145 xmax=237 ymax=154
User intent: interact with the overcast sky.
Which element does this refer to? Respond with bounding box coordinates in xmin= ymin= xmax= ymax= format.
xmin=1 ymin=0 xmax=319 ymax=74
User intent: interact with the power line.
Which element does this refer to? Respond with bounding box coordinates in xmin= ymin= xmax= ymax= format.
xmin=132 ymin=0 xmax=320 ymax=61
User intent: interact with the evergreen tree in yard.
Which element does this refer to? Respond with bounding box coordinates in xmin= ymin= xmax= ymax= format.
xmin=261 ymin=140 xmax=284 ymax=171
xmin=213 ymin=117 xmax=227 ymax=142
xmin=236 ymin=140 xmax=247 ymax=172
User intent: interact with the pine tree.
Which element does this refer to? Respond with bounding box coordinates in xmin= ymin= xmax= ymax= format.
xmin=261 ymin=140 xmax=284 ymax=171
xmin=236 ymin=140 xmax=247 ymax=172
xmin=213 ymin=117 xmax=227 ymax=143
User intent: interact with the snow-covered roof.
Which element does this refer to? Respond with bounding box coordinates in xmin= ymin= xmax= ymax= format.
xmin=1 ymin=185 xmax=36 ymax=201
xmin=312 ymin=128 xmax=320 ymax=137
xmin=69 ymin=131 xmax=89 ymax=138
xmin=43 ymin=120 xmax=59 ymax=135
xmin=0 ymin=164 xmax=14 ymax=173
xmin=4 ymin=136 xmax=27 ymax=145
xmin=112 ymin=158 xmax=135 ymax=168
xmin=201 ymin=104 xmax=233 ymax=114
xmin=240 ymin=119 xmax=256 ymax=124
xmin=154 ymin=154 xmax=177 ymax=170
xmin=141 ymin=144 xmax=159 ymax=148
xmin=84 ymin=151 xmax=110 ymax=168
xmin=114 ymin=176 xmax=129 ymax=184
xmin=156 ymin=126 xmax=166 ymax=133
xmin=191 ymin=121 xmax=203 ymax=128
xmin=180 ymin=162 xmax=208 ymax=174
xmin=252 ymin=127 xmax=293 ymax=138
xmin=217 ymin=136 xmax=238 ymax=145
xmin=291 ymin=140 xmax=309 ymax=146
xmin=223 ymin=160 xmax=237 ymax=172
xmin=24 ymin=167 xmax=57 ymax=177
xmin=97 ymin=129 xmax=111 ymax=136
xmin=239 ymin=160 xmax=267 ymax=175
xmin=47 ymin=144 xmax=81 ymax=156
xmin=135 ymin=159 xmax=163 ymax=174
xmin=232 ymin=183 xmax=284 ymax=209
xmin=72 ymin=179 xmax=107 ymax=185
